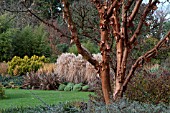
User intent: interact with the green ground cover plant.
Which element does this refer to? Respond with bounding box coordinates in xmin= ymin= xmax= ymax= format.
xmin=1 ymin=98 xmax=170 ymax=113
xmin=0 ymin=75 xmax=23 ymax=88
xmin=0 ymin=89 xmax=92 ymax=110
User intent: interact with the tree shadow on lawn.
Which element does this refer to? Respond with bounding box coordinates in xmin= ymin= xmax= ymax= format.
xmin=5 ymin=94 xmax=28 ymax=100
xmin=4 ymin=90 xmax=32 ymax=100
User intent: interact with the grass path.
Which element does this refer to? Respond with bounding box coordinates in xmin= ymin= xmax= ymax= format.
xmin=0 ymin=89 xmax=92 ymax=110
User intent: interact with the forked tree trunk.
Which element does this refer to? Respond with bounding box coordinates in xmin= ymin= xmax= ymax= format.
xmin=97 ymin=2 xmax=113 ymax=104
xmin=60 ymin=0 xmax=170 ymax=105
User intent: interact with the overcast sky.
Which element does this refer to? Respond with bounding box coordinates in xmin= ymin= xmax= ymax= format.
xmin=143 ymin=0 xmax=170 ymax=19
xmin=143 ymin=0 xmax=170 ymax=9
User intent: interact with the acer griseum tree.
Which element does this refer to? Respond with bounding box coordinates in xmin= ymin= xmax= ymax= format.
xmin=61 ymin=0 xmax=170 ymax=104
xmin=14 ymin=0 xmax=169 ymax=104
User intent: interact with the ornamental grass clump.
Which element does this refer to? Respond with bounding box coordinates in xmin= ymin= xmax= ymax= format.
xmin=55 ymin=53 xmax=115 ymax=88
xmin=67 ymin=54 xmax=87 ymax=83
xmin=55 ymin=53 xmax=76 ymax=82
xmin=0 ymin=62 xmax=8 ymax=76
xmin=37 ymin=63 xmax=56 ymax=74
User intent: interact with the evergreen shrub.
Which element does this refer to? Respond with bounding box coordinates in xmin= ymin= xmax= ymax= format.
xmin=7 ymin=55 xmax=48 ymax=76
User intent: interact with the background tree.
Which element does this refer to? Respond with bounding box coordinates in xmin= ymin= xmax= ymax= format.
xmin=12 ymin=25 xmax=51 ymax=58
xmin=151 ymin=3 xmax=170 ymax=39
xmin=0 ymin=12 xmax=51 ymax=61
xmin=0 ymin=13 xmax=15 ymax=61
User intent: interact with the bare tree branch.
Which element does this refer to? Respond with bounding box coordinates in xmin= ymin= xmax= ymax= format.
xmin=125 ymin=0 xmax=135 ymax=11
xmin=106 ymin=1 xmax=117 ymax=19
xmin=21 ymin=2 xmax=71 ymax=39
xmin=81 ymin=31 xmax=100 ymax=44
xmin=128 ymin=0 xmax=143 ymax=24
xmin=129 ymin=0 xmax=159 ymax=44
xmin=122 ymin=30 xmax=170 ymax=93
xmin=62 ymin=0 xmax=99 ymax=69
xmin=3 ymin=8 xmax=28 ymax=13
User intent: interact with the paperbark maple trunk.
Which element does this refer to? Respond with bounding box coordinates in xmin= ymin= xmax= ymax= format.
xmin=114 ymin=39 xmax=124 ymax=100
xmin=100 ymin=26 xmax=112 ymax=104
xmin=100 ymin=63 xmax=111 ymax=104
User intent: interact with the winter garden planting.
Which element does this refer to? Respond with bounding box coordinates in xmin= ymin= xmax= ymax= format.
xmin=0 ymin=0 xmax=170 ymax=112
xmin=0 ymin=53 xmax=170 ymax=112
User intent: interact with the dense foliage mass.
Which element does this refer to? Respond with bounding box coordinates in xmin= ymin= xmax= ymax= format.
xmin=69 ymin=40 xmax=100 ymax=55
xmin=12 ymin=25 xmax=51 ymax=58
xmin=125 ymin=69 xmax=170 ymax=104
xmin=7 ymin=55 xmax=48 ymax=76
xmin=0 ymin=13 xmax=51 ymax=62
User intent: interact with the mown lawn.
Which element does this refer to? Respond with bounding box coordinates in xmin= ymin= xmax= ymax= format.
xmin=0 ymin=89 xmax=92 ymax=110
